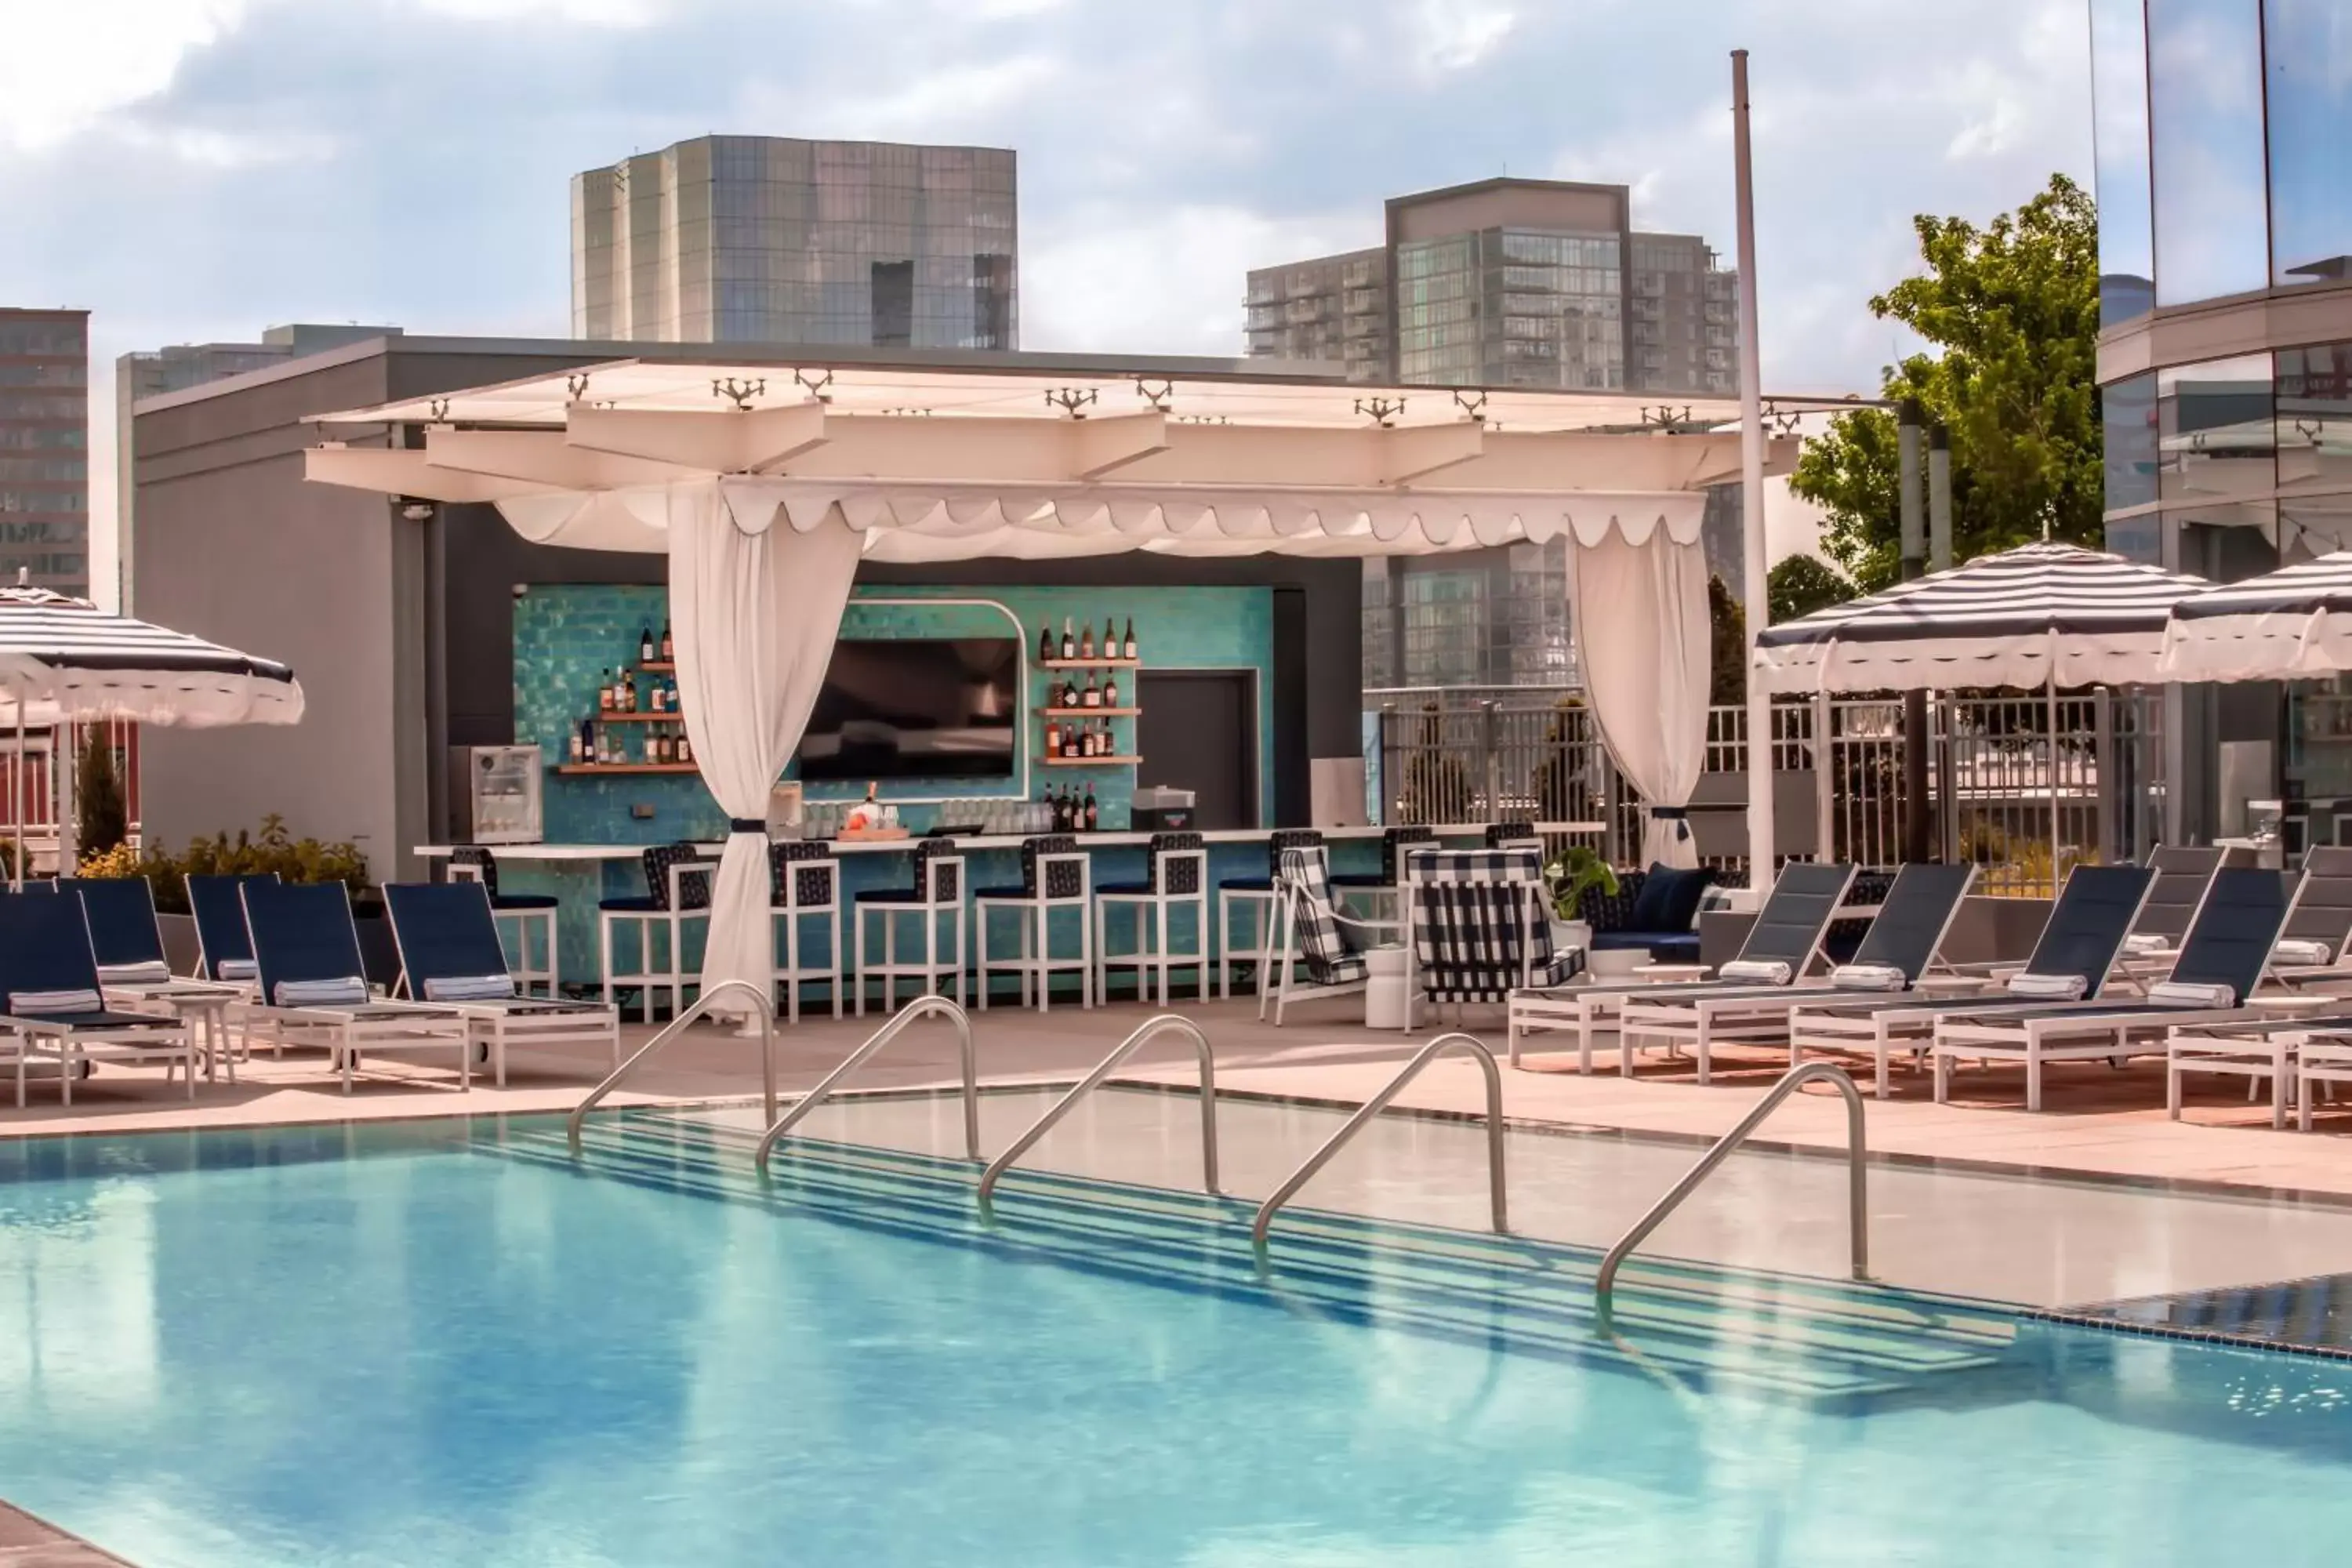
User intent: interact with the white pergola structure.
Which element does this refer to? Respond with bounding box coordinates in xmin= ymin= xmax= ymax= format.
xmin=306 ymin=361 xmax=1796 ymax=1020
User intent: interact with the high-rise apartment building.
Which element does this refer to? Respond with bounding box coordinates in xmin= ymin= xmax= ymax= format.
xmin=115 ymin=324 xmax=399 ymax=610
xmin=1245 ymin=178 xmax=1737 ymax=395
xmin=0 ymin=308 xmax=89 ymax=596
xmin=572 ymin=136 xmax=1018 ymax=349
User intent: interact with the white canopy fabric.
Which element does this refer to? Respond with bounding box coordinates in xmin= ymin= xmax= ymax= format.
xmin=1752 ymin=543 xmax=2212 ymax=695
xmin=2160 ymin=549 xmax=2352 ymax=681
xmin=304 ymin=365 xmax=1797 ymax=1025
xmin=1572 ymin=527 xmax=1708 ymax=868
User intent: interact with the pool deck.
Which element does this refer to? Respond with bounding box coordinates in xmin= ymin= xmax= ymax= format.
xmin=0 ymin=1502 xmax=136 ymax=1566
xmin=5 ymin=993 xmax=2349 ymax=1200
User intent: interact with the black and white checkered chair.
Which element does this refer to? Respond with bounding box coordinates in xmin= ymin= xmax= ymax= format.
xmin=1410 ymin=849 xmax=1581 ymax=1028
xmin=597 ymin=843 xmax=714 ymax=1023
xmin=448 ymin=845 xmax=559 ymax=996
xmin=769 ymin=840 xmax=843 ymax=1023
xmin=1265 ymin=844 xmax=1403 ymax=1025
xmin=975 ymin=834 xmax=1093 ymax=1011
xmin=1216 ymin=829 xmax=1323 ymax=1000
xmin=854 ymin=838 xmax=967 ymax=1015
xmin=1485 ymin=822 xmax=1544 ymax=854
xmin=1097 ymin=833 xmax=1210 ymax=1005
xmin=1331 ymin=825 xmax=1438 ymax=922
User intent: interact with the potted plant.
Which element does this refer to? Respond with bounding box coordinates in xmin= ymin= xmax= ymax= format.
xmin=1542 ymin=846 xmax=1617 ymax=957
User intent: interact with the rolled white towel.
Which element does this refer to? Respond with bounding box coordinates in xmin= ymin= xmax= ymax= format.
xmin=2148 ymin=980 xmax=2237 ymax=1010
xmin=96 ymin=960 xmax=172 ymax=985
xmin=215 ymin=958 xmax=258 ymax=982
xmin=2005 ymin=971 xmax=2087 ymax=1000
xmin=2272 ymin=938 xmax=2334 ymax=967
xmin=423 ymin=974 xmax=516 ymax=1003
xmin=1719 ymin=959 xmax=1793 ymax=985
xmin=1829 ymin=962 xmax=1909 ymax=992
xmin=2122 ymin=934 xmax=2172 ymax=956
xmin=10 ymin=988 xmax=100 ymax=1015
xmin=274 ymin=976 xmax=369 ymax=1008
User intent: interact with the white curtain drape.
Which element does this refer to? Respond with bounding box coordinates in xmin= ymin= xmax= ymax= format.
xmin=1570 ymin=525 xmax=1710 ymax=869
xmin=667 ymin=481 xmax=863 ymax=1021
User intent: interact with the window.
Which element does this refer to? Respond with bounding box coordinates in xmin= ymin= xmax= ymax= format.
xmin=2265 ymin=0 xmax=2352 ymax=286
xmin=2147 ymin=0 xmax=2270 ymax=305
xmin=2090 ymin=0 xmax=2157 ymax=324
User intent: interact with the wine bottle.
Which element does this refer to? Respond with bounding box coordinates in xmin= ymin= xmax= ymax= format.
xmin=640 ymin=626 xmax=655 ymax=663
xmin=1102 ymin=617 xmax=1116 ymax=659
xmin=622 ymin=671 xmax=637 ymax=712
xmin=1039 ymin=623 xmax=1054 ymax=662
xmin=1063 ymin=674 xmax=1080 ymax=707
xmin=598 ymin=670 xmax=614 ymax=712
xmin=1123 ymin=617 xmax=1138 ymax=659
xmin=1083 ymin=672 xmax=1099 ymax=708
xmin=1079 ymin=620 xmax=1094 ymax=660
xmin=1083 ymin=785 xmax=1099 ymax=832
xmin=1060 ymin=617 xmax=1075 ymax=659
xmin=1104 ymin=673 xmax=1119 ymax=707
xmin=568 ymin=727 xmax=584 ymax=764
xmin=1045 ymin=720 xmax=1061 ymax=757
xmin=677 ymin=727 xmax=692 ymax=765
xmin=661 ymin=622 xmax=674 ymax=661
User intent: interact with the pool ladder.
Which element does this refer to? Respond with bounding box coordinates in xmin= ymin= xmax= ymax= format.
xmin=978 ymin=1015 xmax=1221 ymax=1216
xmin=755 ymin=996 xmax=978 ymax=1174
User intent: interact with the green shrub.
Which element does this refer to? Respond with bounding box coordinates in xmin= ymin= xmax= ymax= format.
xmin=78 ymin=814 xmax=371 ymax=914
xmin=75 ymin=732 xmax=128 ymax=858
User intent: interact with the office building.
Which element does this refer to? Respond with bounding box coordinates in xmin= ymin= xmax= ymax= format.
xmin=572 ymin=136 xmax=1018 ymax=349
xmin=0 ymin=308 xmax=89 ymax=596
xmin=115 ymin=324 xmax=398 ymax=610
xmin=2089 ymin=0 xmax=2352 ymax=839
xmin=1246 ymin=179 xmax=1737 ymax=394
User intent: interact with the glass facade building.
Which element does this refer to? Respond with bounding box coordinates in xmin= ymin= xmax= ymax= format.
xmin=2093 ymin=1 xmax=2352 ymax=837
xmin=0 ymin=309 xmax=89 ymax=595
xmin=572 ymin=137 xmax=1018 ymax=349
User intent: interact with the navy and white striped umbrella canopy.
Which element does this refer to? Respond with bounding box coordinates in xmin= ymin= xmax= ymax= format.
xmin=1754 ymin=542 xmax=2212 ymax=695
xmin=2161 ymin=549 xmax=2352 ymax=681
xmin=0 ymin=586 xmax=303 ymax=728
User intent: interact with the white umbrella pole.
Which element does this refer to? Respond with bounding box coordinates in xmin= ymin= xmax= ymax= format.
xmin=56 ymin=720 xmax=75 ymax=879
xmin=2047 ymin=667 xmax=2062 ymax=895
xmin=1731 ymin=48 xmax=1775 ymax=885
xmin=10 ymin=684 xmax=20 ymax=891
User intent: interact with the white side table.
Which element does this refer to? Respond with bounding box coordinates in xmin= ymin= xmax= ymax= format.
xmin=1363 ymin=946 xmax=1412 ymax=1030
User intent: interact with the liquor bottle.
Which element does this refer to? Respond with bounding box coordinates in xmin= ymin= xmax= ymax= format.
xmin=677 ymin=726 xmax=692 ymax=765
xmin=1123 ymin=617 xmax=1138 ymax=659
xmin=1079 ymin=619 xmax=1094 ymax=660
xmin=1063 ymin=674 xmax=1080 ymax=708
xmin=568 ymin=726 xmax=584 ymax=764
xmin=1039 ymin=623 xmax=1054 ymax=663
xmin=640 ymin=626 xmax=655 ymax=664
xmin=1045 ymin=720 xmax=1061 ymax=757
xmin=660 ymin=622 xmax=674 ymax=661
xmin=1083 ymin=672 xmax=1100 ymax=708
xmin=1103 ymin=673 xmax=1119 ymax=707
xmin=655 ymin=727 xmax=671 ymax=765
xmin=650 ymin=682 xmax=663 ymax=715
xmin=1102 ymin=617 xmax=1116 ymax=659
xmin=1083 ymin=785 xmax=1099 ymax=833
xmin=597 ymin=670 xmax=614 ymax=712
xmin=1060 ymin=616 xmax=1075 ymax=660
xmin=1050 ymin=788 xmax=1067 ymax=833
xmin=620 ymin=670 xmax=636 ymax=712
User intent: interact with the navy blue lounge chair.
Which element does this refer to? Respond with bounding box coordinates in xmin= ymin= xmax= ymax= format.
xmin=384 ymin=882 xmax=619 ymax=1085
xmin=241 ymin=880 xmax=470 ymax=1094
xmin=187 ymin=872 xmax=278 ymax=984
xmin=0 ymin=891 xmax=194 ymax=1105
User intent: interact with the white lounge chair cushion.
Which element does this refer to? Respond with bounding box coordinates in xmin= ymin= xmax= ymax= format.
xmin=215 ymin=958 xmax=258 ymax=981
xmin=96 ymin=960 xmax=172 ymax=985
xmin=2274 ymin=938 xmax=2334 ymax=967
xmin=274 ymin=976 xmax=369 ymax=1008
xmin=1829 ymin=962 xmax=1909 ymax=992
xmin=11 ymin=988 xmax=101 ymax=1015
xmin=2148 ymin=980 xmax=2237 ymax=1010
xmin=2122 ymin=934 xmax=2171 ymax=956
xmin=423 ymin=974 xmax=517 ymax=1003
xmin=2005 ymin=971 xmax=2087 ymax=1000
xmin=1719 ymin=959 xmax=1793 ymax=985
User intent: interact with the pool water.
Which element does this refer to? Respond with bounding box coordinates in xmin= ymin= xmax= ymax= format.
xmin=1 ymin=1111 xmax=2349 ymax=1566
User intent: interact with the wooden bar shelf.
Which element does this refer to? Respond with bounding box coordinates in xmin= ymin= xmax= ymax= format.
xmin=1040 ymin=658 xmax=1139 ymax=670
xmin=590 ymin=712 xmax=687 ymax=723
xmin=1041 ymin=754 xmax=1142 ymax=767
xmin=1041 ymin=707 xmax=1140 ymax=718
xmin=636 ymin=660 xmax=676 ymax=673
xmin=556 ymin=762 xmax=699 ymax=775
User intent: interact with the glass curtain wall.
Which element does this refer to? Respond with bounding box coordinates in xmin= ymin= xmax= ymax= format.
xmin=2091 ymin=0 xmax=2157 ymax=325
xmin=2146 ymin=0 xmax=2270 ymax=306
xmin=2265 ymin=0 xmax=2352 ymax=287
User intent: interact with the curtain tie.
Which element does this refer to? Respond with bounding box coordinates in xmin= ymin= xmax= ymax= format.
xmin=1650 ymin=805 xmax=1691 ymax=842
xmin=727 ymin=818 xmax=768 ymax=835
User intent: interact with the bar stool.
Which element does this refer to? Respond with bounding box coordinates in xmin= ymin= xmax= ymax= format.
xmin=449 ymin=845 xmax=558 ymax=996
xmin=597 ymin=844 xmax=713 ymax=1023
xmin=854 ymin=839 xmax=967 ymax=1014
xmin=1217 ymin=829 xmax=1323 ymax=999
xmin=770 ymin=840 xmax=843 ymax=1023
xmin=974 ymin=834 xmax=1092 ymax=1011
xmin=1331 ymin=826 xmax=1436 ymax=922
xmin=1097 ymin=832 xmax=1210 ymax=1005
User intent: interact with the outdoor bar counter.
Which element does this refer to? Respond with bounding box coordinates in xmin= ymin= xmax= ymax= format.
xmin=416 ymin=824 xmax=1589 ymax=993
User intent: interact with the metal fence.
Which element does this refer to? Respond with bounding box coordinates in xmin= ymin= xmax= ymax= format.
xmin=1369 ymin=688 xmax=2164 ymax=894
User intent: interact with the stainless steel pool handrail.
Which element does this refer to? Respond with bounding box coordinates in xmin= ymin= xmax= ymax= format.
xmin=1593 ymin=1062 xmax=1868 ymax=1326
xmin=1250 ymin=1033 xmax=1506 ymax=1250
xmin=976 ymin=1014 xmax=1218 ymax=1215
xmin=753 ymin=996 xmax=976 ymax=1174
xmin=566 ymin=979 xmax=778 ymax=1155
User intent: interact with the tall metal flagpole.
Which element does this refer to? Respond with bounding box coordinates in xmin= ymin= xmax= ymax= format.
xmin=1733 ymin=50 xmax=1775 ymax=884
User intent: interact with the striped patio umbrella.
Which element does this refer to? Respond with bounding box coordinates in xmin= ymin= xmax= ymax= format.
xmin=0 ymin=582 xmax=303 ymax=885
xmin=2161 ymin=550 xmax=2352 ymax=682
xmin=1754 ymin=542 xmax=2212 ymax=696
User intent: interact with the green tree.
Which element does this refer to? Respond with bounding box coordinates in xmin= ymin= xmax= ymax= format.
xmin=1766 ymin=554 xmax=1858 ymax=624
xmin=1708 ymin=575 xmax=1746 ymax=705
xmin=1791 ymin=172 xmax=2100 ymax=591
xmin=75 ymin=729 xmax=128 ymax=861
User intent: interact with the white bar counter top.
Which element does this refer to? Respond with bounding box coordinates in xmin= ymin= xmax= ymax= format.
xmin=416 ymin=822 xmax=1602 ymax=861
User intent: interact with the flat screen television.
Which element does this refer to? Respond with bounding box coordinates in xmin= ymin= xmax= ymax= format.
xmin=794 ymin=637 xmax=1021 ymax=782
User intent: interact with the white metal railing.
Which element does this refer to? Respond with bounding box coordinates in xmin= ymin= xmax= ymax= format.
xmin=753 ymin=996 xmax=977 ymax=1174
xmin=567 ymin=979 xmax=778 ymax=1154
xmin=976 ymin=1014 xmax=1217 ymax=1214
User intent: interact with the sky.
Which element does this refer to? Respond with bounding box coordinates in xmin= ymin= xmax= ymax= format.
xmin=0 ymin=0 xmax=2096 ymax=597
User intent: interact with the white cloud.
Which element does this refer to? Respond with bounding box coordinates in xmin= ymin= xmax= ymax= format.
xmin=0 ymin=0 xmax=249 ymax=149
xmin=1408 ymin=0 xmax=1516 ymax=73
xmin=414 ymin=0 xmax=656 ymax=21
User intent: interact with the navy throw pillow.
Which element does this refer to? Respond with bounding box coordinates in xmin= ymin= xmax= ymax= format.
xmin=1629 ymin=862 xmax=1714 ymax=933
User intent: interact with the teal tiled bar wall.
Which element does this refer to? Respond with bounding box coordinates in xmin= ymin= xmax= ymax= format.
xmin=514 ymin=582 xmax=1276 ymax=846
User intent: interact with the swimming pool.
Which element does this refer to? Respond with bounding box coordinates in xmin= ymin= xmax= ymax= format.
xmin=1 ymin=1106 xmax=2349 ymax=1566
